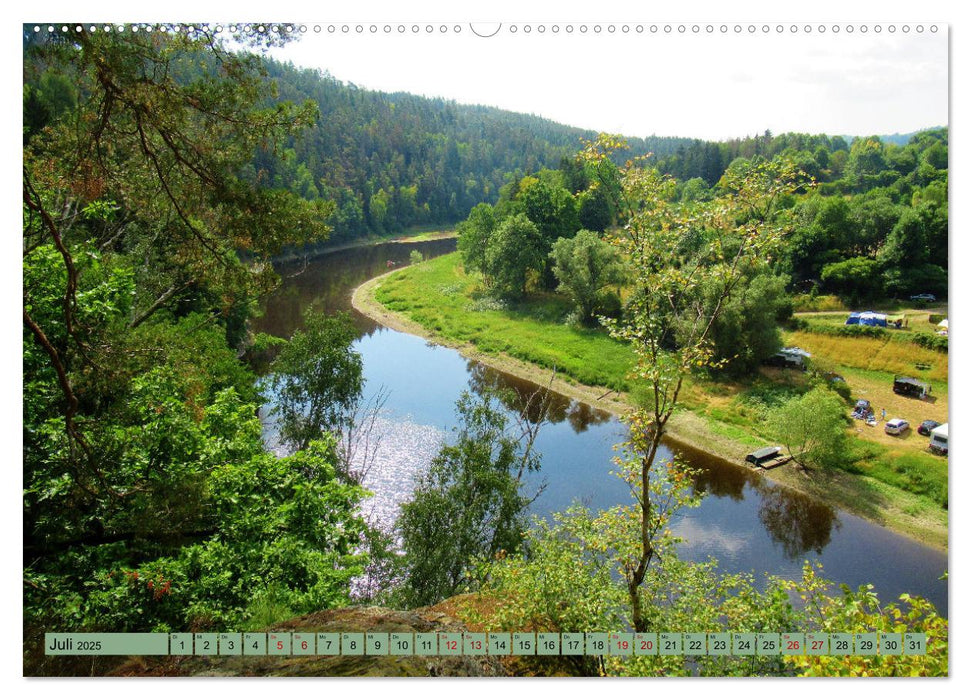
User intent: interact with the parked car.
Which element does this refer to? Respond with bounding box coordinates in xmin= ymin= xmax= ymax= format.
xmin=929 ymin=423 xmax=948 ymax=455
xmin=885 ymin=418 xmax=910 ymax=436
xmin=918 ymin=419 xmax=941 ymax=437
xmin=910 ymin=293 xmax=937 ymax=302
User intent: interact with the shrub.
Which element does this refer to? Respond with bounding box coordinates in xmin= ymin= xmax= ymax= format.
xmin=791 ymin=294 xmax=846 ymax=312
xmin=912 ymin=332 xmax=948 ymax=353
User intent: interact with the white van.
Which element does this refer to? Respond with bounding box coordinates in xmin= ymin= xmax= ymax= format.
xmin=929 ymin=423 xmax=948 ymax=456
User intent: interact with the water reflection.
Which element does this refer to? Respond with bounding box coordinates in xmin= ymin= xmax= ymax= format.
xmin=671 ymin=440 xmax=841 ymax=560
xmin=754 ymin=479 xmax=840 ymax=558
xmin=256 ymin=237 xmax=458 ymax=339
xmin=467 ymin=361 xmax=613 ymax=433
xmin=677 ymin=441 xmax=754 ymax=502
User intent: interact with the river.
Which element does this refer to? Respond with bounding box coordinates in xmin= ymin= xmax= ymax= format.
xmin=256 ymin=238 xmax=948 ymax=615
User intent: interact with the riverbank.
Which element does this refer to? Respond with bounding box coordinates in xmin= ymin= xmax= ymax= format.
xmin=352 ymin=263 xmax=947 ymax=553
xmin=272 ymin=228 xmax=457 ymax=266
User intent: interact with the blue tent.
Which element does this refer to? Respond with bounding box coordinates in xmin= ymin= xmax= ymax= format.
xmin=858 ymin=311 xmax=888 ymax=327
xmin=847 ymin=311 xmax=887 ymax=327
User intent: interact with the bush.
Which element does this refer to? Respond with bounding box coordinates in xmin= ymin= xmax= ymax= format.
xmin=791 ymin=294 xmax=846 ymax=312
xmin=828 ymin=379 xmax=852 ymax=403
xmin=786 ymin=316 xmax=810 ymax=331
xmin=766 ymin=387 xmax=848 ymax=470
xmin=595 ymin=290 xmax=623 ymax=320
xmin=912 ymin=332 xmax=948 ymax=353
xmin=803 ymin=322 xmax=890 ymax=340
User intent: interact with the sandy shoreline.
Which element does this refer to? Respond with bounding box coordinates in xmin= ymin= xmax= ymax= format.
xmin=352 ymin=270 xmax=947 ymax=553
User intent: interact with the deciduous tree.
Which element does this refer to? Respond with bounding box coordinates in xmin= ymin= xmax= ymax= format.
xmin=484 ymin=213 xmax=545 ymax=299
xmin=581 ymin=134 xmax=806 ymax=631
xmin=269 ymin=310 xmax=364 ymax=458
xmin=550 ymin=229 xmax=625 ymax=324
xmin=767 ymin=387 xmax=848 ymax=470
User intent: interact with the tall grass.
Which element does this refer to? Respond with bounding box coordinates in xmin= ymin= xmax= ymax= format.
xmin=786 ymin=331 xmax=948 ymax=382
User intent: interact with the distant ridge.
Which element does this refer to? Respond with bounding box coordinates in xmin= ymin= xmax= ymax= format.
xmin=843 ymin=128 xmax=947 ymax=146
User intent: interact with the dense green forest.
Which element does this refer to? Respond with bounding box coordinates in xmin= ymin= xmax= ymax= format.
xmin=252 ymin=59 xmax=698 ymax=244
xmin=23 ymin=26 xmax=947 ymax=677
xmin=453 ymin=127 xmax=948 ymax=317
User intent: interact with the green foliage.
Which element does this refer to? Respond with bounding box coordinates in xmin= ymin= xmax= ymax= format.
xmin=483 ymin=214 xmax=545 ymax=299
xmin=25 ymin=28 xmax=334 ymax=322
xmin=517 ymin=174 xmax=580 ymax=245
xmin=846 ymin=137 xmax=893 ymax=191
xmin=880 ymin=203 xmax=949 ymax=292
xmin=176 ymin=437 xmax=368 ymax=628
xmin=803 ymin=322 xmax=890 ymax=340
xmin=373 ymin=252 xmax=634 ymax=391
xmin=472 ymin=506 xmax=625 ymax=635
xmin=790 ymin=294 xmax=847 ymax=313
xmin=786 ymin=195 xmax=854 ymax=283
xmin=550 ymin=229 xmax=626 ymax=324
xmin=582 ymin=136 xmax=808 ymax=631
xmin=825 ymin=376 xmax=853 ymax=403
xmin=577 ymin=186 xmax=614 ymax=231
xmin=738 ymin=381 xmax=805 ymax=418
xmin=257 ymin=61 xmax=673 ymax=244
xmin=474 ymin=507 xmax=947 ymax=676
xmin=912 ymin=331 xmax=948 ymax=353
xmin=883 ymin=263 xmax=948 ymax=299
xmin=784 ymin=564 xmax=948 ymax=677
xmin=845 ymin=440 xmax=948 ymax=509
xmin=773 ymin=130 xmax=947 ymax=298
xmin=270 ymin=310 xmax=364 ymax=454
xmin=457 ymin=203 xmax=498 ymax=275
xmin=707 ymin=274 xmax=791 ymax=376
xmin=820 ymin=256 xmax=884 ymax=304
xmin=24 ymin=383 xmax=368 ymax=634
xmin=878 ymin=203 xmax=947 ymax=271
xmin=396 ymin=390 xmax=543 ymax=607
xmin=408 ymin=249 xmax=424 ymax=265
xmin=22 ymin=29 xmax=372 ymax=652
xmin=767 ymin=387 xmax=848 ymax=470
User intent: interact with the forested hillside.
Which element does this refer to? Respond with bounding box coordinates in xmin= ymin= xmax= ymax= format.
xmin=249 ymin=60 xmax=694 ymax=243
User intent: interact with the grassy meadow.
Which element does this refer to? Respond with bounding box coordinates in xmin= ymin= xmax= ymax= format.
xmin=374 ymin=255 xmax=635 ymax=391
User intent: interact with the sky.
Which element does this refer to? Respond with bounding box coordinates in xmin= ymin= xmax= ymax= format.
xmin=265 ymin=21 xmax=948 ymax=142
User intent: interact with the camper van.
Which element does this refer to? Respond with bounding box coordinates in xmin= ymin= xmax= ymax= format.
xmin=929 ymin=423 xmax=948 ymax=456
xmin=893 ymin=376 xmax=930 ymax=399
xmin=764 ymin=347 xmax=811 ymax=370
